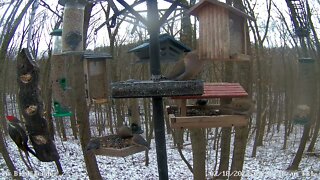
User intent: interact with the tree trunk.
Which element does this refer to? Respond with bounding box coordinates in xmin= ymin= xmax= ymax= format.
xmin=70 ymin=54 xmax=102 ymax=179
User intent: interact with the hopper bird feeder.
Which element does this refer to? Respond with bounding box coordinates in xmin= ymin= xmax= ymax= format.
xmin=59 ymin=0 xmax=86 ymax=52
xmin=50 ymin=29 xmax=72 ymax=116
xmin=83 ymin=52 xmax=112 ymax=103
xmin=189 ymin=0 xmax=254 ymax=61
xmin=128 ymin=34 xmax=191 ymax=63
xmin=169 ymin=83 xmax=249 ymax=128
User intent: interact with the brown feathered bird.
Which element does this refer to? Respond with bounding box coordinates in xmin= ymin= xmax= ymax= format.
xmin=166 ymin=51 xmax=204 ymax=80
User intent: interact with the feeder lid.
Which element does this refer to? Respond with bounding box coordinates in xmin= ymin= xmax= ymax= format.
xmin=50 ymin=29 xmax=62 ymax=36
xmin=58 ymin=0 xmax=87 ymax=6
xmin=84 ymin=51 xmax=112 ymax=60
xmin=128 ymin=34 xmax=191 ymax=53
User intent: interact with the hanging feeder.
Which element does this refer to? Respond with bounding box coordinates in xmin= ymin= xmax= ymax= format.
xmin=83 ymin=52 xmax=112 ymax=102
xmin=60 ymin=0 xmax=87 ymax=52
xmin=128 ymin=34 xmax=191 ymax=63
xmin=50 ymin=29 xmax=72 ymax=113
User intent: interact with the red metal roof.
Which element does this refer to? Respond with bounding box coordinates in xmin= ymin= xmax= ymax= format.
xmin=172 ymin=82 xmax=248 ymax=99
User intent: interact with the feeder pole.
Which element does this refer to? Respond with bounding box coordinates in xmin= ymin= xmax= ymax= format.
xmin=147 ymin=0 xmax=169 ymax=179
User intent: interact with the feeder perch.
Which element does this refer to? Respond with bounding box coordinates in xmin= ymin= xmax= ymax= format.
xmin=83 ymin=51 xmax=112 ymax=101
xmin=111 ymin=80 xmax=204 ymax=98
xmin=53 ymin=101 xmax=72 ymax=117
xmin=128 ymin=34 xmax=191 ymax=63
xmin=189 ymin=0 xmax=254 ymax=61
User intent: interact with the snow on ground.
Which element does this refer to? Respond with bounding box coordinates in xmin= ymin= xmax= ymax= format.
xmin=0 ymin=123 xmax=319 ymax=180
xmin=1 ymin=98 xmax=319 ymax=180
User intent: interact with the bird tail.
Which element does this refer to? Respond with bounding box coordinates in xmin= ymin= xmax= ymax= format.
xmin=26 ymin=146 xmax=37 ymax=158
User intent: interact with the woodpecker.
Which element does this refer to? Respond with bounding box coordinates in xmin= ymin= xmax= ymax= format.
xmin=166 ymin=51 xmax=204 ymax=81
xmin=6 ymin=116 xmax=37 ymax=158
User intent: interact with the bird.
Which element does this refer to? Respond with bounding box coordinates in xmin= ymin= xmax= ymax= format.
xmin=221 ymin=99 xmax=254 ymax=116
xmin=130 ymin=134 xmax=151 ymax=150
xmin=166 ymin=51 xmax=204 ymax=81
xmin=117 ymin=124 xmax=150 ymax=150
xmin=6 ymin=115 xmax=37 ymax=171
xmin=131 ymin=123 xmax=144 ymax=134
xmin=195 ymin=99 xmax=208 ymax=106
xmin=117 ymin=125 xmax=133 ymax=139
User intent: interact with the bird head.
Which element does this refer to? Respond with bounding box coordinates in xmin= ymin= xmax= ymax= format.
xmin=6 ymin=116 xmax=20 ymax=123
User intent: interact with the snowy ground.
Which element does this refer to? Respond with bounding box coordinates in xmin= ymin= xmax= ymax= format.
xmin=0 ymin=122 xmax=319 ymax=180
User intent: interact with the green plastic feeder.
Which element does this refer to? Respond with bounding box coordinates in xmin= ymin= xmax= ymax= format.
xmin=53 ymin=101 xmax=72 ymax=117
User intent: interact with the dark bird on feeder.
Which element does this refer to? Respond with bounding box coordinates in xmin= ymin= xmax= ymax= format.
xmin=6 ymin=116 xmax=37 ymax=158
xmin=86 ymin=138 xmax=101 ymax=151
xmin=166 ymin=51 xmax=204 ymax=81
xmin=131 ymin=123 xmax=144 ymax=134
xmin=118 ymin=125 xmax=133 ymax=139
xmin=130 ymin=134 xmax=151 ymax=150
xmin=195 ymin=99 xmax=208 ymax=106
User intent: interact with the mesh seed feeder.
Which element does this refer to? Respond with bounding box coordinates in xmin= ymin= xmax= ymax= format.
xmin=59 ymin=0 xmax=86 ymax=52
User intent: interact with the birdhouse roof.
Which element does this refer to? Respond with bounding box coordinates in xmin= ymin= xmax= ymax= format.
xmin=84 ymin=52 xmax=112 ymax=61
xmin=189 ymin=0 xmax=254 ymax=21
xmin=128 ymin=34 xmax=191 ymax=53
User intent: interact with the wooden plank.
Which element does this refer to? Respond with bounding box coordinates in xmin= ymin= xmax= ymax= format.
xmin=94 ymin=145 xmax=145 ymax=157
xmin=171 ymin=115 xmax=248 ymax=128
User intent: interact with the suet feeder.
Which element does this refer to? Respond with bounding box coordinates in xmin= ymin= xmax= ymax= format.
xmin=128 ymin=34 xmax=191 ymax=63
xmin=83 ymin=52 xmax=112 ymax=102
xmin=189 ymin=0 xmax=254 ymax=61
xmin=60 ymin=0 xmax=86 ymax=52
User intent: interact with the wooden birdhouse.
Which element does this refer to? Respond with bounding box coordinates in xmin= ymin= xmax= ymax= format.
xmin=189 ymin=0 xmax=254 ymax=61
xmin=128 ymin=34 xmax=191 ymax=63
xmin=83 ymin=52 xmax=112 ymax=102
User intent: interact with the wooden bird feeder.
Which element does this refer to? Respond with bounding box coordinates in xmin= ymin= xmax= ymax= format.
xmin=94 ymin=145 xmax=146 ymax=157
xmin=170 ymin=83 xmax=249 ymax=128
xmin=189 ymin=0 xmax=254 ymax=61
xmin=83 ymin=52 xmax=112 ymax=102
xmin=128 ymin=34 xmax=191 ymax=63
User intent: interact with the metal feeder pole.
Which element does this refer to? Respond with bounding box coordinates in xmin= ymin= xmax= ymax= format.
xmin=147 ymin=0 xmax=169 ymax=179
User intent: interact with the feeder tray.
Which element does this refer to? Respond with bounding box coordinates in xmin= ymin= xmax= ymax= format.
xmin=170 ymin=115 xmax=248 ymax=128
xmin=93 ymin=145 xmax=146 ymax=157
xmin=112 ymin=80 xmax=204 ymax=98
